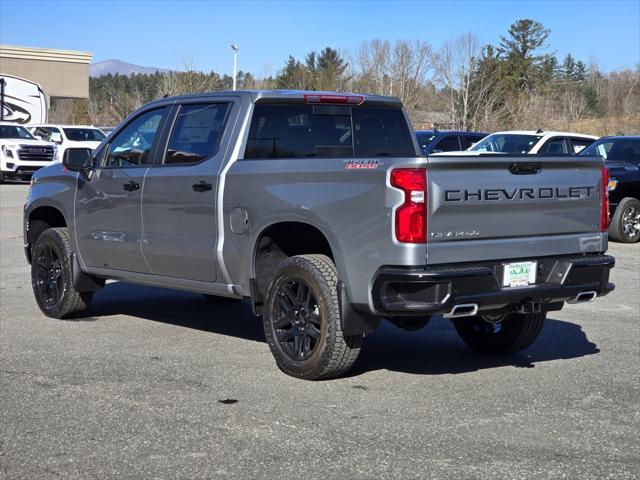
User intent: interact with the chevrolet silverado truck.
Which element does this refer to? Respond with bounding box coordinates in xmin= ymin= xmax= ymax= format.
xmin=23 ymin=91 xmax=615 ymax=380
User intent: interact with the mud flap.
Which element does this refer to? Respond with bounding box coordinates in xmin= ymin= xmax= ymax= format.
xmin=72 ymin=253 xmax=105 ymax=291
xmin=338 ymin=280 xmax=381 ymax=336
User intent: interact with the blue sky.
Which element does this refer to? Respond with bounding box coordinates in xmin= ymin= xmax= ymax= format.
xmin=1 ymin=0 xmax=638 ymax=76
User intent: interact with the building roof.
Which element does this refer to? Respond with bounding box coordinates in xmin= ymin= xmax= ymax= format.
xmin=0 ymin=45 xmax=92 ymax=64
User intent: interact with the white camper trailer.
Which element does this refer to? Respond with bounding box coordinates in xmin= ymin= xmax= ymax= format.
xmin=0 ymin=74 xmax=48 ymax=125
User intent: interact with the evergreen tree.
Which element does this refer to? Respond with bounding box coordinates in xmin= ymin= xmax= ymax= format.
xmin=275 ymin=55 xmax=306 ymax=89
xmin=540 ymin=54 xmax=559 ymax=82
xmin=562 ymin=54 xmax=576 ymax=79
xmin=316 ymin=47 xmax=348 ymax=90
xmin=574 ymin=60 xmax=587 ymax=82
xmin=305 ymin=51 xmax=318 ymax=89
xmin=499 ymin=19 xmax=550 ymax=90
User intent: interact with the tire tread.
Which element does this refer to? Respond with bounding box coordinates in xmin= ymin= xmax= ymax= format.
xmin=32 ymin=227 xmax=93 ymax=319
xmin=263 ymin=254 xmax=362 ymax=380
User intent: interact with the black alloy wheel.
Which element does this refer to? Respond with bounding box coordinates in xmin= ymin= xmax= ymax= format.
xmin=272 ymin=278 xmax=323 ymax=361
xmin=262 ymin=254 xmax=362 ymax=380
xmin=33 ymin=243 xmax=65 ymax=308
xmin=30 ymin=227 xmax=93 ymax=318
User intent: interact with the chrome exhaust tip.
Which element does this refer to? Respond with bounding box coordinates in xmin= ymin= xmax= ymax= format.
xmin=568 ymin=291 xmax=598 ymax=304
xmin=443 ymin=303 xmax=479 ymax=318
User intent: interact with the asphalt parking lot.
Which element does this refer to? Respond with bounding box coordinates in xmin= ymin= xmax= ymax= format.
xmin=1 ymin=182 xmax=638 ymax=479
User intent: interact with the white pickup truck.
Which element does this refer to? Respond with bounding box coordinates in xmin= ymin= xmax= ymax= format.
xmin=29 ymin=124 xmax=106 ymax=160
xmin=0 ymin=123 xmax=58 ymax=183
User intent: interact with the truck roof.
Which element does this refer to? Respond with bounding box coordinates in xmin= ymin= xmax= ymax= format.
xmin=490 ymin=130 xmax=598 ymax=139
xmin=145 ymin=90 xmax=403 ymax=107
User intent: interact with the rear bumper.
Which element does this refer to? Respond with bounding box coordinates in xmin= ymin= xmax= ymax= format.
xmin=372 ymin=253 xmax=615 ymax=317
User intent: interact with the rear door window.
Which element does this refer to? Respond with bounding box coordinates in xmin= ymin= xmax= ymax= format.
xmin=606 ymin=139 xmax=640 ymax=164
xmin=432 ymin=135 xmax=461 ymax=152
xmin=244 ymin=103 xmax=414 ymax=159
xmin=569 ymin=137 xmax=594 ymax=154
xmin=164 ymin=103 xmax=230 ymax=164
xmin=352 ymin=107 xmax=415 ymax=157
xmin=539 ymin=137 xmax=569 ymax=154
xmin=459 ymin=134 xmax=485 ymax=150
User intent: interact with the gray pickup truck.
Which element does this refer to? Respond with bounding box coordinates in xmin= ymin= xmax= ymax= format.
xmin=24 ymin=90 xmax=615 ymax=380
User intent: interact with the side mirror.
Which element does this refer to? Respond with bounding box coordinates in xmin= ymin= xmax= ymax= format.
xmin=63 ymin=148 xmax=93 ymax=175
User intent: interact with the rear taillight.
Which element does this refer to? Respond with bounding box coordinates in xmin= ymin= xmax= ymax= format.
xmin=601 ymin=166 xmax=610 ymax=232
xmin=390 ymin=168 xmax=426 ymax=243
xmin=303 ymin=94 xmax=364 ymax=105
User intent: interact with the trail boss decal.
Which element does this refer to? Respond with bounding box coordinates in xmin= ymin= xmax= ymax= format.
xmin=344 ymin=159 xmax=382 ymax=170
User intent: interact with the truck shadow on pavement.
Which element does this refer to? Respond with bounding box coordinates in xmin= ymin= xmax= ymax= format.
xmin=86 ymin=282 xmax=600 ymax=376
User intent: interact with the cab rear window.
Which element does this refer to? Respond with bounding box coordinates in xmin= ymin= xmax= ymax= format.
xmin=244 ymin=104 xmax=415 ymax=159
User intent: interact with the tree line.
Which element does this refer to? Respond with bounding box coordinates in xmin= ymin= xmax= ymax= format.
xmin=79 ymin=19 xmax=639 ymax=135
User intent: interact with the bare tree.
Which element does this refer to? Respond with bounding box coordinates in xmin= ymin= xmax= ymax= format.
xmin=353 ymin=39 xmax=392 ymax=95
xmin=389 ymin=40 xmax=433 ymax=113
xmin=434 ymin=33 xmax=494 ymax=130
xmin=158 ymin=58 xmax=220 ymax=98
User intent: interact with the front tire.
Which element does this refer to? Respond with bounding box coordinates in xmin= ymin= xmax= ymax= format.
xmin=263 ymin=254 xmax=363 ymax=380
xmin=453 ymin=312 xmax=546 ymax=354
xmin=608 ymin=198 xmax=640 ymax=243
xmin=31 ymin=227 xmax=93 ymax=319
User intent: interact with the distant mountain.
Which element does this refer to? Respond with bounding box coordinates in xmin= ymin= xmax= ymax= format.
xmin=89 ymin=59 xmax=171 ymax=77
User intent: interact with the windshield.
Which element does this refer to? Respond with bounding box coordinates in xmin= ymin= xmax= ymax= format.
xmin=0 ymin=125 xmax=36 ymax=140
xmin=470 ymin=133 xmax=543 ymax=153
xmin=580 ymin=138 xmax=640 ymax=165
xmin=63 ymin=128 xmax=106 ymax=142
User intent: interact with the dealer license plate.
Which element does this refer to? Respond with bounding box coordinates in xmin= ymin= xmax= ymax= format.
xmin=503 ymin=261 xmax=537 ymax=288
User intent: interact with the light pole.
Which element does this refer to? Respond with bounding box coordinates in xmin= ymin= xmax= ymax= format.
xmin=230 ymin=43 xmax=239 ymax=91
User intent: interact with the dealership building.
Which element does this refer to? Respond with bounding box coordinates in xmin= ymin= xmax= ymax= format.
xmin=0 ymin=44 xmax=92 ymax=114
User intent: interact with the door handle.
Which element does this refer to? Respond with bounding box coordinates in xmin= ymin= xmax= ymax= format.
xmin=192 ymin=181 xmax=213 ymax=192
xmin=123 ymin=180 xmax=140 ymax=191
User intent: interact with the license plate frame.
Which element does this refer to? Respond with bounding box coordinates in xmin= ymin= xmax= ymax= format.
xmin=502 ymin=261 xmax=537 ymax=288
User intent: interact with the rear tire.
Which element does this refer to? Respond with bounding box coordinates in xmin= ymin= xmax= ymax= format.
xmin=608 ymin=198 xmax=640 ymax=243
xmin=453 ymin=312 xmax=546 ymax=354
xmin=31 ymin=227 xmax=93 ymax=319
xmin=263 ymin=254 xmax=362 ymax=380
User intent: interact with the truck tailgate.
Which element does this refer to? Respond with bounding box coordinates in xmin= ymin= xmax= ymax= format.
xmin=425 ymin=155 xmax=606 ymax=264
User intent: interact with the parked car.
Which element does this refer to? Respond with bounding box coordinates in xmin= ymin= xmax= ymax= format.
xmin=24 ymin=90 xmax=614 ymax=380
xmin=415 ymin=130 xmax=487 ymax=155
xmin=465 ymin=130 xmax=597 ymax=155
xmin=0 ymin=123 xmax=58 ymax=183
xmin=580 ymin=136 xmax=640 ymax=243
xmin=29 ymin=124 xmax=106 ymax=160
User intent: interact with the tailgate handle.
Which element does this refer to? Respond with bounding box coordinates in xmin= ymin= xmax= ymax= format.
xmin=509 ymin=163 xmax=542 ymax=175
